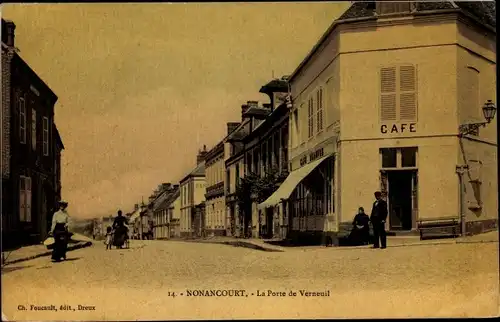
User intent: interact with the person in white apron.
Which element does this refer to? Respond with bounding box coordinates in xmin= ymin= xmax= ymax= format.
xmin=50 ymin=201 xmax=70 ymax=262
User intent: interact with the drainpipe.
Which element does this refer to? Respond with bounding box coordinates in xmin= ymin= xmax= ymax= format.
xmin=456 ymin=165 xmax=468 ymax=236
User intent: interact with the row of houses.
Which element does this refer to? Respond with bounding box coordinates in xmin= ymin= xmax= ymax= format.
xmin=1 ymin=19 xmax=65 ymax=249
xmin=130 ymin=1 xmax=497 ymax=245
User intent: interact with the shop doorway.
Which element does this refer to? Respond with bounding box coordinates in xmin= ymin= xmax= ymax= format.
xmin=387 ymin=170 xmax=417 ymax=230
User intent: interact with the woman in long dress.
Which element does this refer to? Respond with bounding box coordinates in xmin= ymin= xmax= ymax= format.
xmin=50 ymin=201 xmax=70 ymax=262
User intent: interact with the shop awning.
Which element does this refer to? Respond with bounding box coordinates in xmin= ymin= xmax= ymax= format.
xmin=258 ymin=154 xmax=332 ymax=210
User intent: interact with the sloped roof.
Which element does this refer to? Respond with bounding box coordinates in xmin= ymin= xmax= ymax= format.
xmin=155 ymin=189 xmax=180 ymax=211
xmin=339 ymin=1 xmax=495 ymax=28
xmin=180 ymin=161 xmax=205 ymax=183
xmin=290 ymin=1 xmax=496 ymax=82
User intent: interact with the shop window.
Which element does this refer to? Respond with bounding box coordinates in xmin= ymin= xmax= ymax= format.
xmin=381 ymin=148 xmax=397 ymax=168
xmin=401 ymin=147 xmax=417 ymax=167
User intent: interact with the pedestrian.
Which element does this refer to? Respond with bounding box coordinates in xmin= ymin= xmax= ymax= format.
xmin=105 ymin=226 xmax=113 ymax=250
xmin=370 ymin=191 xmax=388 ymax=249
xmin=50 ymin=200 xmax=70 ymax=262
xmin=349 ymin=207 xmax=370 ymax=246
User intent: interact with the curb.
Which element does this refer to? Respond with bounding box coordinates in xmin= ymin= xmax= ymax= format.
xmin=219 ymin=241 xmax=284 ymax=252
xmin=2 ymin=241 xmax=93 ymax=266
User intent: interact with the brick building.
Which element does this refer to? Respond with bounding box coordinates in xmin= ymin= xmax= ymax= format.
xmin=1 ymin=19 xmax=64 ymax=248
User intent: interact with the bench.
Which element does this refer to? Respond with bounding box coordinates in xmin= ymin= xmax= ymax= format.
xmin=418 ymin=219 xmax=460 ymax=240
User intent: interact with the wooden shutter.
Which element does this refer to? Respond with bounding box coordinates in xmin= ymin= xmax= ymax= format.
xmin=380 ymin=67 xmax=397 ymax=121
xmin=399 ymin=65 xmax=417 ymax=121
xmin=316 ymin=88 xmax=323 ymax=132
xmin=19 ymin=177 xmax=26 ymax=222
xmin=26 ymin=177 xmax=32 ymax=222
xmin=380 ymin=171 xmax=388 ymax=199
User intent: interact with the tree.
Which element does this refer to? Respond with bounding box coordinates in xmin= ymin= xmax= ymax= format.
xmin=234 ymin=167 xmax=288 ymax=237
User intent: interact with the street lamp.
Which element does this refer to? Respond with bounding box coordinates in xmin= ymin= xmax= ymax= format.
xmin=458 ymin=100 xmax=497 ymax=136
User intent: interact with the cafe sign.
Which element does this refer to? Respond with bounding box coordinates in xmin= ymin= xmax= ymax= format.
xmin=300 ymin=148 xmax=324 ymax=167
xmin=380 ymin=123 xmax=416 ymax=134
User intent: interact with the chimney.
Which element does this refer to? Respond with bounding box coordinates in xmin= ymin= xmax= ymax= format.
xmin=227 ymin=122 xmax=240 ymax=135
xmin=196 ymin=145 xmax=208 ymax=164
xmin=173 ymin=184 xmax=179 ymax=190
xmin=247 ymin=101 xmax=258 ymax=108
xmin=162 ymin=183 xmax=171 ymax=191
xmin=134 ymin=204 xmax=139 ymax=211
xmin=2 ymin=20 xmax=16 ymax=47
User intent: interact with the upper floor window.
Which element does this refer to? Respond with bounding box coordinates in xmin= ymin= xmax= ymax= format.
xmin=226 ymin=169 xmax=231 ymax=193
xmin=19 ymin=176 xmax=32 ymax=222
xmin=31 ymin=108 xmax=36 ymax=151
xmin=316 ymin=87 xmax=324 ymax=132
xmin=235 ymin=164 xmax=240 ymax=188
xmin=19 ymin=95 xmax=26 ymax=144
xmin=380 ymin=65 xmax=417 ymax=122
xmin=43 ymin=117 xmax=49 ymax=156
xmin=308 ymin=97 xmax=314 ymax=138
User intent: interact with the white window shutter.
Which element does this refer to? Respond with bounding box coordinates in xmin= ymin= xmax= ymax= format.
xmin=380 ymin=67 xmax=397 ymax=121
xmin=399 ymin=65 xmax=417 ymax=121
xmin=26 ymin=190 xmax=32 ymax=222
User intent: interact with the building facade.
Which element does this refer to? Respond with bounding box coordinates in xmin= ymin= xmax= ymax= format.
xmin=180 ymin=146 xmax=207 ymax=238
xmin=268 ymin=1 xmax=497 ymax=245
xmin=204 ymin=122 xmax=240 ymax=236
xmin=1 ymin=19 xmax=65 ymax=248
xmin=225 ymin=102 xmax=271 ymax=238
xmin=153 ymin=184 xmax=179 ymax=239
xmin=245 ymin=77 xmax=290 ymax=239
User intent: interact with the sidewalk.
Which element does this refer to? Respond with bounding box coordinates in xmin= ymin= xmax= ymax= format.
xmin=1 ymin=241 xmax=93 ymax=266
xmin=181 ymin=230 xmax=498 ymax=252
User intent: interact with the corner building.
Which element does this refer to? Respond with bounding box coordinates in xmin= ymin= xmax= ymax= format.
xmin=284 ymin=1 xmax=496 ymax=244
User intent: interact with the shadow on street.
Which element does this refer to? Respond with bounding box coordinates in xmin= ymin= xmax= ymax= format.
xmin=1 ymin=265 xmax=32 ymax=275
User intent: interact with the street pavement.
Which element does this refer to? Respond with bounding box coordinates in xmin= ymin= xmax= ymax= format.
xmin=2 ymin=239 xmax=498 ymax=320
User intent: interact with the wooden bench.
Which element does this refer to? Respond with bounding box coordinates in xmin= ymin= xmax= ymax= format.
xmin=418 ymin=219 xmax=460 ymax=240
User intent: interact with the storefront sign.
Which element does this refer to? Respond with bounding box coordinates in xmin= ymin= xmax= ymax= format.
xmin=299 ymin=148 xmax=324 ymax=167
xmin=381 ymin=123 xmax=416 ymax=134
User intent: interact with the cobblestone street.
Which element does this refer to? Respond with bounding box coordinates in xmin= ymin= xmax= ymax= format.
xmin=2 ymin=239 xmax=498 ymax=320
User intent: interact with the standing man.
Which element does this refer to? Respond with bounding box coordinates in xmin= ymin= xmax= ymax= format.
xmin=370 ymin=191 xmax=388 ymax=249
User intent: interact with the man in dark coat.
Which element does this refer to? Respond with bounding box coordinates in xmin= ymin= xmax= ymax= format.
xmin=370 ymin=191 xmax=388 ymax=249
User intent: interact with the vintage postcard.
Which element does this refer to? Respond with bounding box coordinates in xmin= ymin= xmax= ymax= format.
xmin=1 ymin=1 xmax=498 ymax=320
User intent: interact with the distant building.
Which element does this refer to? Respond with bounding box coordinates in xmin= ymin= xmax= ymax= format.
xmin=152 ymin=184 xmax=179 ymax=239
xmin=180 ymin=146 xmax=207 ymax=238
xmin=1 ymin=19 xmax=64 ymax=248
xmin=204 ymin=122 xmax=240 ymax=237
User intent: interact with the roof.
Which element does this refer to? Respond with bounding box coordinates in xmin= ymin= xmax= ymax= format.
xmin=226 ymin=120 xmax=250 ymax=142
xmin=259 ymin=77 xmax=289 ymax=94
xmin=154 ymin=188 xmax=180 ymax=211
xmin=53 ymin=124 xmax=64 ymax=149
xmin=289 ymin=1 xmax=496 ymax=82
xmin=2 ymin=20 xmax=58 ymax=105
xmin=244 ymin=106 xmax=271 ymax=117
xmin=180 ymin=161 xmax=205 ymax=183
xmin=244 ymin=103 xmax=288 ymax=143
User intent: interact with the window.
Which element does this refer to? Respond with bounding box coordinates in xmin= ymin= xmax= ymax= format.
xmin=31 ymin=108 xmax=36 ymax=150
xmin=235 ymin=164 xmax=240 ymax=188
xmin=293 ymin=108 xmax=299 ymax=147
xmin=380 ymin=65 xmax=417 ymax=122
xmin=381 ymin=147 xmax=418 ymax=168
xmin=308 ymin=97 xmax=314 ymax=138
xmin=381 ymin=148 xmax=397 ymax=168
xmin=401 ymin=147 xmax=417 ymax=168
xmin=19 ymin=176 xmax=32 ymax=222
xmin=226 ymin=170 xmax=231 ymax=193
xmin=19 ymin=96 xmax=26 ymax=144
xmin=43 ymin=117 xmax=49 ymax=156
xmin=316 ymin=88 xmax=323 ymax=132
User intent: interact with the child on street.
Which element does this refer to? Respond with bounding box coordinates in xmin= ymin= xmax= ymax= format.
xmin=105 ymin=226 xmax=113 ymax=250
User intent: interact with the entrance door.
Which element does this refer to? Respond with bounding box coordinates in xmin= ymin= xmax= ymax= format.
xmin=265 ymin=208 xmax=273 ymax=238
xmin=388 ymin=170 xmax=414 ymax=230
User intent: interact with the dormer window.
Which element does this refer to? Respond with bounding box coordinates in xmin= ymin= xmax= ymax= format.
xmin=376 ymin=1 xmax=412 ymax=15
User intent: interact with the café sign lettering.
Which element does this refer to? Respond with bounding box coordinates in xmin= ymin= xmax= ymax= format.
xmin=381 ymin=123 xmax=416 ymax=134
xmin=300 ymin=148 xmax=324 ymax=167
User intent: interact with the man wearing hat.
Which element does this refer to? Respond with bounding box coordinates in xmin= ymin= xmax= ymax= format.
xmin=49 ymin=200 xmax=70 ymax=262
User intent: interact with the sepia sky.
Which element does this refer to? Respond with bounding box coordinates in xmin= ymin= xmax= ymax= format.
xmin=2 ymin=3 xmax=349 ymax=219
